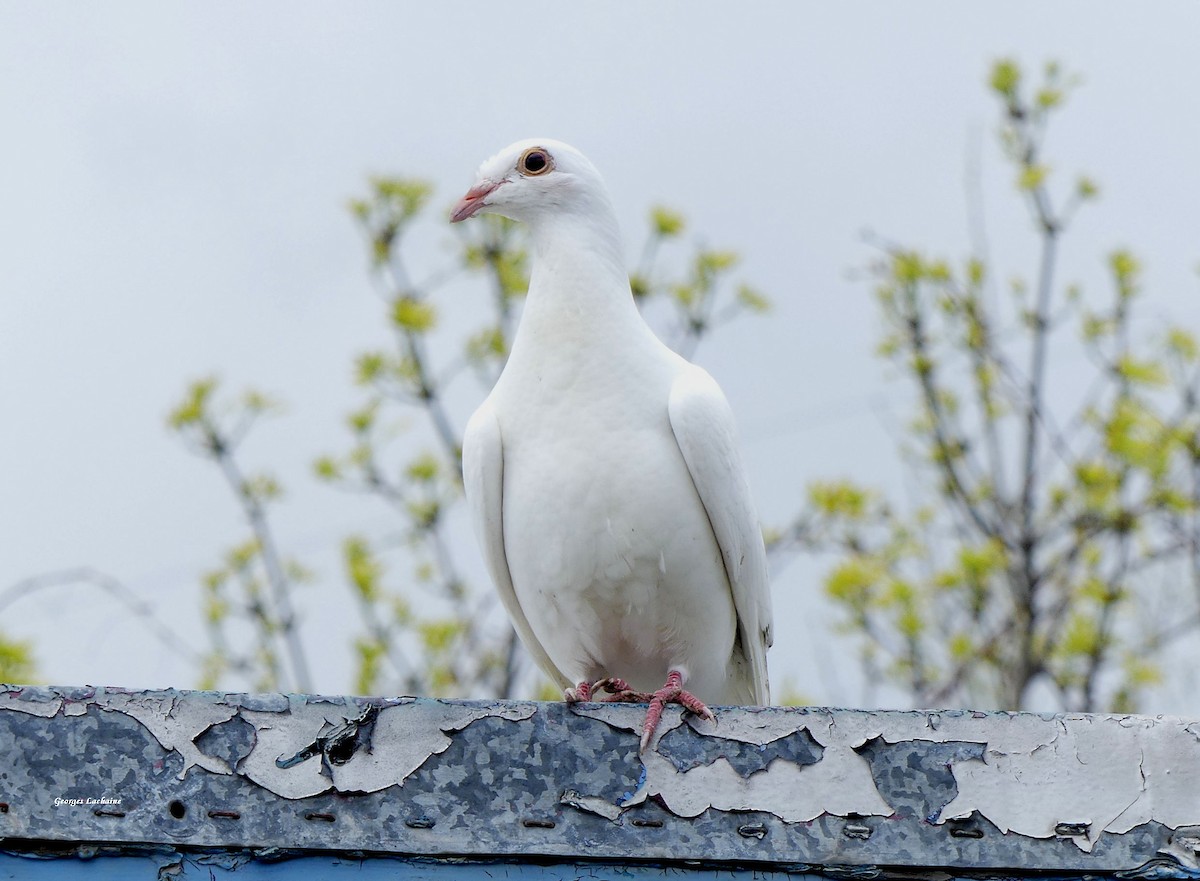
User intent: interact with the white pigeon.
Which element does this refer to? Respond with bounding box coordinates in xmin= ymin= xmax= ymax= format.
xmin=451 ymin=139 xmax=773 ymax=748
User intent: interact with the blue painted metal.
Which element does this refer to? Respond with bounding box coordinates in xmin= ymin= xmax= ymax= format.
xmin=0 ymin=853 xmax=842 ymax=880
xmin=4 ymin=852 xmax=1194 ymax=881
xmin=1 ymin=685 xmax=1198 ymax=879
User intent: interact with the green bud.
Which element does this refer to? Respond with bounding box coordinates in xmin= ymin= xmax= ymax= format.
xmin=343 ymin=536 xmax=381 ymax=600
xmin=371 ymin=177 xmax=433 ymax=219
xmin=696 ymin=249 xmax=740 ymax=278
xmin=966 ymin=258 xmax=986 ymax=286
xmin=735 ymin=284 xmax=771 ymax=313
xmin=347 ymin=401 xmax=378 ymax=434
xmin=989 ymin=59 xmax=1021 ymax=98
xmin=405 ymin=452 xmax=440 ymax=483
xmin=168 ymin=377 xmax=219 ymax=429
xmin=650 ymin=206 xmax=686 ymax=237
xmin=1166 ymin=327 xmax=1198 ymax=362
xmin=1017 ymin=164 xmax=1049 ymax=191
xmin=1109 ymin=250 xmax=1141 ymax=299
xmin=1035 ymin=87 xmax=1062 ymax=110
xmin=313 ymin=456 xmax=340 ymax=481
xmin=391 ymin=296 xmax=438 ymax=332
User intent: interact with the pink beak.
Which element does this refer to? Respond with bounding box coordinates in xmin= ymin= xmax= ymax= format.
xmin=450 ymin=179 xmax=501 ymax=223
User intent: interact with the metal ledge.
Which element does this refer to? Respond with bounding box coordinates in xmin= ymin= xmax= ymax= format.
xmin=1 ymin=686 xmax=1198 ymax=877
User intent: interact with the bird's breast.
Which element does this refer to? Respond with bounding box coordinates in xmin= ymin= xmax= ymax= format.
xmin=494 ymin=374 xmax=737 ymax=697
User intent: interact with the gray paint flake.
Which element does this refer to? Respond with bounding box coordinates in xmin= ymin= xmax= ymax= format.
xmin=1 ymin=685 xmax=1199 ymax=877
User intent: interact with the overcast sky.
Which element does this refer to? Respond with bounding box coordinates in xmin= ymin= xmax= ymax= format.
xmin=2 ymin=4 xmax=1198 ymax=710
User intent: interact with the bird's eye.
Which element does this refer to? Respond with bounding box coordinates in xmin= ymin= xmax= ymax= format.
xmin=518 ymin=148 xmax=553 ymax=176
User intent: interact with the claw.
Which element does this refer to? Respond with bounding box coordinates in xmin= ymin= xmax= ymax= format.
xmin=569 ymin=677 xmax=655 ymax=704
xmin=593 ymin=677 xmax=633 ymax=694
xmin=569 ymin=672 xmax=714 ymax=749
xmin=593 ymin=677 xmax=652 ymax=702
xmin=564 ymin=680 xmax=593 ymax=703
xmin=639 ymin=669 xmax=713 ymax=751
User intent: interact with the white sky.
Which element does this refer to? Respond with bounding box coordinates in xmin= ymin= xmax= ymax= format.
xmin=2 ymin=3 xmax=1198 ymax=710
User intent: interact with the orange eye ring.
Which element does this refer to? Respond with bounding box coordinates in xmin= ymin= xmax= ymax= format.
xmin=518 ymin=147 xmax=554 ymax=176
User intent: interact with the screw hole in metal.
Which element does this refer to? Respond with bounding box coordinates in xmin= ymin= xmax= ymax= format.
xmin=949 ymin=825 xmax=984 ymax=839
xmin=738 ymin=822 xmax=768 ymax=840
xmin=167 ymin=800 xmax=186 ymax=820
xmin=1055 ymin=822 xmax=1091 ymax=837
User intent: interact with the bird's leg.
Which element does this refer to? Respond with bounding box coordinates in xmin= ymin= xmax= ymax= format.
xmin=640 ymin=669 xmax=715 ymax=751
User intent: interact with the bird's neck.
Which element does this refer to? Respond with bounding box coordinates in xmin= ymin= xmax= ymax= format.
xmin=518 ymin=209 xmax=648 ymax=345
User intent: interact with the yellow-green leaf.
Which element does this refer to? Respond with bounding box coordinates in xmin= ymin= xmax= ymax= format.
xmin=650 ymin=206 xmax=685 ymax=237
xmin=735 ymin=284 xmax=771 ymax=313
xmin=989 ymin=59 xmax=1021 ymax=97
xmin=1017 ymin=164 xmax=1049 ymax=191
xmin=392 ymin=296 xmax=437 ymax=333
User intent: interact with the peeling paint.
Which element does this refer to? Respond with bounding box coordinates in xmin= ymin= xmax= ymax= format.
xmin=233 ymin=699 xmax=537 ymax=799
xmin=574 ymin=704 xmax=893 ymax=822
xmin=571 ymin=702 xmax=1200 ymax=858
xmin=108 ymin=692 xmax=241 ymax=777
xmin=2 ymin=685 xmax=1199 ymax=876
xmin=811 ymin=709 xmax=1200 ymax=853
xmin=560 ymin=788 xmax=624 ymax=821
xmin=0 ymin=687 xmax=62 ymax=717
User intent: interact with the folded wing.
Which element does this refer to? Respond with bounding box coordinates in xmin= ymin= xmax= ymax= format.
xmin=462 ymin=401 xmax=573 ymax=692
xmin=667 ymin=366 xmax=773 ymax=704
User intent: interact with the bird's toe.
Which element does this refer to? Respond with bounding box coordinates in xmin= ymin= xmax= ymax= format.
xmin=638 ymin=670 xmax=716 ymax=751
xmin=594 ymin=677 xmax=652 ymax=703
xmin=564 ymin=681 xmax=593 ymax=703
xmin=676 ymin=689 xmax=715 ymax=722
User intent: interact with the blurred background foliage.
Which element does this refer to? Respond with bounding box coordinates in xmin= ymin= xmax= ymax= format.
xmin=802 ymin=60 xmax=1200 ymax=712
xmin=166 ymin=168 xmax=770 ymax=701
xmin=6 ymin=59 xmax=1198 ymax=713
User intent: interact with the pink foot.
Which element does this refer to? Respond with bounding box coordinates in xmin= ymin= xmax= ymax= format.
xmin=564 ymin=680 xmax=593 ymax=702
xmin=640 ymin=670 xmax=715 ymax=751
xmin=566 ymin=677 xmax=647 ymax=703
xmin=594 ymin=678 xmax=650 ymax=703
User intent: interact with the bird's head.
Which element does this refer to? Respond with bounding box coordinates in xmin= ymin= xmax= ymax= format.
xmin=450 ymin=139 xmax=608 ymax=225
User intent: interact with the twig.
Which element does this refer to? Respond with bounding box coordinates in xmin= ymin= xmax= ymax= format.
xmin=0 ymin=568 xmax=203 ymax=666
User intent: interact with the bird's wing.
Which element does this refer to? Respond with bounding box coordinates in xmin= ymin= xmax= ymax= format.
xmin=462 ymin=400 xmax=573 ymax=693
xmin=668 ymin=365 xmax=773 ymax=705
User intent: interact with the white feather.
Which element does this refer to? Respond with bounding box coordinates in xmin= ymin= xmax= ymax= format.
xmin=462 ymin=402 xmax=571 ymax=692
xmin=457 ymin=139 xmax=772 ymax=706
xmin=668 ymin=366 xmax=773 ymax=703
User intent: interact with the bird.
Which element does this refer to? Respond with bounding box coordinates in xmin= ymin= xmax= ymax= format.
xmin=451 ymin=139 xmax=773 ymax=750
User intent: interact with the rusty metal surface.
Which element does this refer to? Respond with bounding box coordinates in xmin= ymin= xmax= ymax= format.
xmin=1 ymin=685 xmax=1198 ymax=878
